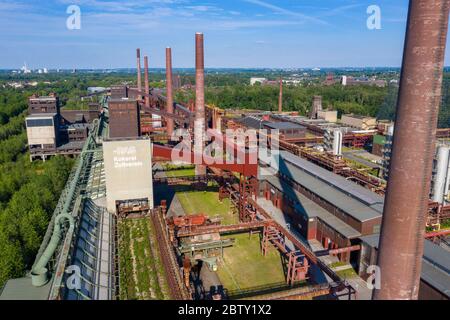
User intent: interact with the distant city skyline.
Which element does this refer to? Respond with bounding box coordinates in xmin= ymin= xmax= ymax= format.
xmin=1 ymin=0 xmax=449 ymax=69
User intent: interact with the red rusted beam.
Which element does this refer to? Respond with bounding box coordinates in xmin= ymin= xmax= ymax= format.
xmin=152 ymin=144 xmax=258 ymax=177
xmin=177 ymin=220 xmax=269 ymax=237
xmin=424 ymin=229 xmax=450 ymax=238
xmin=329 ymin=245 xmax=361 ymax=255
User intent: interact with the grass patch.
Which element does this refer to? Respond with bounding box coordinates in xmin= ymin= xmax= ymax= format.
xmin=328 ymin=261 xmax=357 ymax=279
xmin=335 ymin=268 xmax=357 ymax=279
xmin=165 ymin=168 xmax=196 ymax=177
xmin=328 ymin=261 xmax=349 ymax=268
xmin=176 ymin=186 xmax=238 ymax=225
xmin=216 ymin=233 xmax=286 ymax=292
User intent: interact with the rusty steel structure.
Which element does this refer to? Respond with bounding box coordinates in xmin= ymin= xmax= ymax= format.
xmin=426 ymin=201 xmax=450 ymax=228
xmin=373 ymin=0 xmax=450 ymax=300
xmin=278 ymin=138 xmax=386 ymax=194
xmin=150 ymin=206 xmax=192 ymax=300
xmin=136 ymin=48 xmax=142 ymax=100
xmin=166 ymin=47 xmax=175 ymax=137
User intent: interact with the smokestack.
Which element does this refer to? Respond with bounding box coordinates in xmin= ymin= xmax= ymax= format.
xmin=278 ymin=77 xmax=283 ymax=113
xmin=195 ymin=33 xmax=205 ymax=124
xmin=373 ymin=0 xmax=450 ymax=300
xmin=166 ymin=47 xmax=174 ymax=137
xmin=194 ymin=33 xmax=206 ymax=175
xmin=136 ymin=48 xmax=142 ymax=100
xmin=144 ymin=56 xmax=150 ymax=108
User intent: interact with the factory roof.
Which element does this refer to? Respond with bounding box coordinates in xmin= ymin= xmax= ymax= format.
xmin=342 ymin=114 xmax=375 ymax=120
xmin=29 ymin=96 xmax=57 ymax=101
xmin=56 ymin=141 xmax=85 ymax=151
xmin=264 ymin=122 xmax=306 ymax=130
xmin=109 ymin=98 xmax=137 ymax=103
xmin=238 ymin=116 xmax=267 ymax=129
xmin=26 ymin=113 xmax=57 ymax=118
xmin=263 ymin=174 xmax=361 ymax=239
xmin=66 ymin=123 xmax=91 ymax=130
xmin=279 ymin=151 xmax=384 ymax=222
xmin=359 ymin=234 xmax=450 ymax=298
xmin=0 ymin=277 xmax=51 ymax=300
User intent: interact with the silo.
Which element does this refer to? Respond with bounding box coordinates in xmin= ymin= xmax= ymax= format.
xmin=433 ymin=145 xmax=450 ymax=203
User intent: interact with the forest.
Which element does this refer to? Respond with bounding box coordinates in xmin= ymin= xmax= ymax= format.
xmin=0 ymin=84 xmax=74 ymax=287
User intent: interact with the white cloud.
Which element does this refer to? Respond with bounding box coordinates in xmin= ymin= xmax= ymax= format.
xmin=243 ymin=0 xmax=328 ymax=25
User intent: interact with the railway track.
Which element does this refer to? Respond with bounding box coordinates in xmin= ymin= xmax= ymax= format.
xmin=151 ymin=209 xmax=191 ymax=300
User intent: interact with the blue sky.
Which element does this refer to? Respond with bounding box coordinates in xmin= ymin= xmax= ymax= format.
xmin=0 ymin=0 xmax=448 ymax=69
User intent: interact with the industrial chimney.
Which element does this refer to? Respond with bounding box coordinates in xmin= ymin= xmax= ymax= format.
xmin=166 ymin=47 xmax=174 ymax=137
xmin=373 ymin=0 xmax=450 ymax=300
xmin=144 ymin=56 xmax=150 ymax=108
xmin=136 ymin=48 xmax=142 ymax=101
xmin=194 ymin=33 xmax=206 ymax=175
xmin=278 ymin=77 xmax=283 ymax=113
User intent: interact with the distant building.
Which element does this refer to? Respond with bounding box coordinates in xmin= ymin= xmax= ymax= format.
xmin=26 ymin=113 xmax=59 ymax=157
xmin=28 ymin=93 xmax=59 ymax=114
xmin=341 ymin=114 xmax=377 ymax=130
xmin=25 ymin=93 xmax=97 ymax=161
xmin=310 ymin=96 xmax=323 ymax=119
xmin=323 ymin=73 xmax=337 ymax=86
xmin=263 ymin=122 xmax=306 ymax=139
xmin=108 ymin=99 xmax=141 ymax=139
xmin=87 ymin=87 xmax=107 ymax=94
xmin=21 ymin=62 xmax=31 ymax=74
xmin=341 ymin=76 xmax=386 ymax=87
xmin=317 ymin=110 xmax=338 ymax=123
xmin=372 ymin=134 xmax=386 ymax=157
xmin=111 ymin=85 xmax=128 ymax=99
xmin=250 ymin=77 xmax=267 ymax=85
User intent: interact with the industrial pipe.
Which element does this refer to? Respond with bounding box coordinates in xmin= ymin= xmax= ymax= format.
xmin=373 ymin=0 xmax=450 ymax=300
xmin=31 ymin=213 xmax=75 ymax=287
xmin=30 ymin=128 xmax=97 ymax=287
xmin=166 ymin=47 xmax=174 ymax=137
xmin=136 ymin=48 xmax=142 ymax=101
xmin=144 ymin=56 xmax=150 ymax=108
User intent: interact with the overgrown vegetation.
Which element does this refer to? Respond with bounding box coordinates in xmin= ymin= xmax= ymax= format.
xmin=118 ymin=218 xmax=171 ymax=300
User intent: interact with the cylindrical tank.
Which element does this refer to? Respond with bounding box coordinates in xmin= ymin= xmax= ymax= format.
xmin=432 ymin=145 xmax=450 ymax=203
xmin=333 ymin=130 xmax=343 ymax=156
